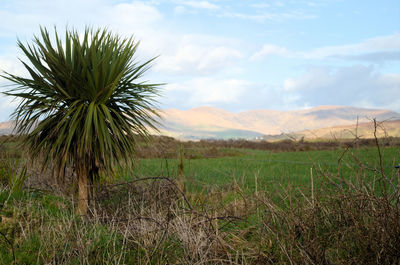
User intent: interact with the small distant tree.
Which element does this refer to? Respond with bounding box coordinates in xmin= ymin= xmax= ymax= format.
xmin=2 ymin=27 xmax=161 ymax=214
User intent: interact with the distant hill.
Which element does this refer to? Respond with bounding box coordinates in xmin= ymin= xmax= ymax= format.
xmin=156 ymin=106 xmax=400 ymax=140
xmin=0 ymin=121 xmax=15 ymax=135
xmin=1 ymin=106 xmax=399 ymax=140
xmin=292 ymin=120 xmax=400 ymax=140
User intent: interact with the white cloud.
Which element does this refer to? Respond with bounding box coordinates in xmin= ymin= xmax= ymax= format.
xmin=221 ymin=10 xmax=317 ymax=22
xmin=100 ymin=1 xmax=168 ymax=59
xmin=281 ymin=65 xmax=400 ymax=112
xmin=164 ymin=78 xmax=250 ymax=107
xmin=253 ymin=33 xmax=400 ymax=61
xmin=177 ymin=1 xmax=219 ymax=10
xmin=250 ymin=3 xmax=270 ymax=8
xmin=107 ymin=2 xmax=162 ymax=26
xmin=154 ymin=35 xmax=243 ymax=75
xmin=251 ymin=44 xmax=288 ymax=60
xmin=101 ymin=3 xmax=243 ymax=77
xmin=300 ymin=33 xmax=400 ymax=59
xmin=174 ymin=5 xmax=186 ymax=14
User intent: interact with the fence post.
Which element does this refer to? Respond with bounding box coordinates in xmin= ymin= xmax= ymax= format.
xmin=177 ymin=144 xmax=185 ymax=192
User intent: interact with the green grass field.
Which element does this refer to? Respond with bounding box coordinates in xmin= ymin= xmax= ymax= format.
xmin=129 ymin=146 xmax=399 ymax=194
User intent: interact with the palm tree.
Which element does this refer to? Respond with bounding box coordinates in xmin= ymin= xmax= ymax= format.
xmin=2 ymin=27 xmax=161 ymax=214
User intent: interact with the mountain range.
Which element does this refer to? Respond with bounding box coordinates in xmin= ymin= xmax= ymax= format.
xmin=155 ymin=105 xmax=400 ymax=140
xmin=1 ymin=106 xmax=399 ymax=140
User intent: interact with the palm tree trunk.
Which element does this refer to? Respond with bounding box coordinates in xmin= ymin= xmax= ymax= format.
xmin=77 ymin=166 xmax=88 ymax=215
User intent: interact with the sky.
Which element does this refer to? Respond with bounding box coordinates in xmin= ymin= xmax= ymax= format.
xmin=0 ymin=0 xmax=399 ymax=121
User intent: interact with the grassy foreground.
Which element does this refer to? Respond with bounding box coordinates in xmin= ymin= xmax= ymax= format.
xmin=0 ymin=136 xmax=400 ymax=264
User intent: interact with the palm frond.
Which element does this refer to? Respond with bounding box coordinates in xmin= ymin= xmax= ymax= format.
xmin=1 ymin=26 xmax=162 ymax=180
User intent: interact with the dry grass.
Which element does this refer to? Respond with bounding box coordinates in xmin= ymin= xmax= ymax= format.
xmin=260 ymin=168 xmax=400 ymax=264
